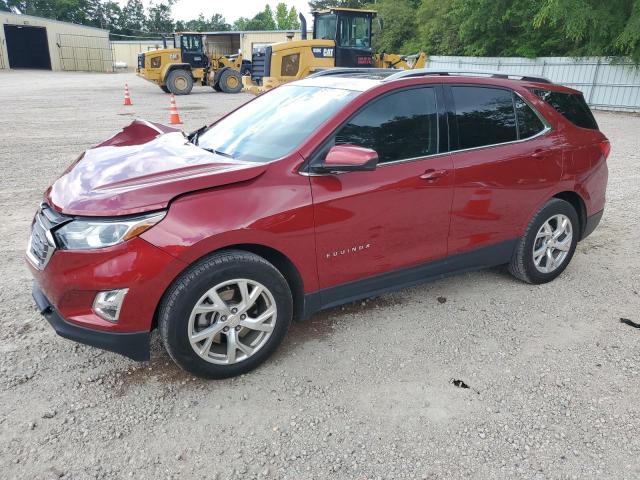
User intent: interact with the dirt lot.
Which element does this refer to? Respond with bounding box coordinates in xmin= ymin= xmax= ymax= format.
xmin=0 ymin=70 xmax=639 ymax=480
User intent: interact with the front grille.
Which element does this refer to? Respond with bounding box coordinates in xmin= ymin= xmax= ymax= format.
xmin=27 ymin=203 xmax=69 ymax=270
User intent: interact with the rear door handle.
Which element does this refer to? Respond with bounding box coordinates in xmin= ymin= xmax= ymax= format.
xmin=420 ymin=169 xmax=449 ymax=181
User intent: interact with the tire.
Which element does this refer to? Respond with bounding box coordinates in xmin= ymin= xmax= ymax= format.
xmin=166 ymin=69 xmax=193 ymax=95
xmin=218 ymin=69 xmax=243 ymax=94
xmin=212 ymin=81 xmax=222 ymax=92
xmin=508 ymin=198 xmax=579 ymax=284
xmin=158 ymin=250 xmax=293 ymax=379
xmin=160 ymin=85 xmax=170 ymax=93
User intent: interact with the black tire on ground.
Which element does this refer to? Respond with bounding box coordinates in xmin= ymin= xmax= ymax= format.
xmin=166 ymin=69 xmax=193 ymax=95
xmin=218 ymin=69 xmax=243 ymax=94
xmin=212 ymin=81 xmax=222 ymax=92
xmin=160 ymin=85 xmax=170 ymax=93
xmin=508 ymin=198 xmax=579 ymax=284
xmin=158 ymin=250 xmax=293 ymax=379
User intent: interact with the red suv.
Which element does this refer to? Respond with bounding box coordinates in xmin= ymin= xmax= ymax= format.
xmin=27 ymin=69 xmax=610 ymax=378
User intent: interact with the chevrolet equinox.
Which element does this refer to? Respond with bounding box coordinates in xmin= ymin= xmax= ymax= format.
xmin=27 ymin=69 xmax=610 ymax=378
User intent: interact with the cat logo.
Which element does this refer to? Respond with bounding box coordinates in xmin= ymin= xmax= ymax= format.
xmin=312 ymin=47 xmax=335 ymax=59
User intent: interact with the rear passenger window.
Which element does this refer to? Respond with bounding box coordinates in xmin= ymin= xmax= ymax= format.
xmin=532 ymin=89 xmax=598 ymax=130
xmin=515 ymin=96 xmax=545 ymax=139
xmin=335 ymin=88 xmax=438 ymax=163
xmin=452 ymin=86 xmax=517 ymax=150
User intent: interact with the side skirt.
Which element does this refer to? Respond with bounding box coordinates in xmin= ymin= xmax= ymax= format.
xmin=302 ymin=239 xmax=518 ymax=319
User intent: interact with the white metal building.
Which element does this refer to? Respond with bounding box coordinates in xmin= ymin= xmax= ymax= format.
xmin=0 ymin=12 xmax=110 ymax=71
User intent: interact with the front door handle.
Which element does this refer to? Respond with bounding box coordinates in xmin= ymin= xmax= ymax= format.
xmin=420 ymin=169 xmax=449 ymax=181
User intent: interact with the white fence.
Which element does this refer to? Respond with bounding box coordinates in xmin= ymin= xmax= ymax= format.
xmin=425 ymin=56 xmax=640 ymax=112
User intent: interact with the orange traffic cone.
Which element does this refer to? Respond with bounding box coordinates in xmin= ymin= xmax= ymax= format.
xmin=169 ymin=94 xmax=182 ymax=124
xmin=123 ymin=83 xmax=133 ymax=106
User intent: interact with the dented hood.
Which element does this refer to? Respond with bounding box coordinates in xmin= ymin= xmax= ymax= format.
xmin=47 ymin=120 xmax=268 ymax=216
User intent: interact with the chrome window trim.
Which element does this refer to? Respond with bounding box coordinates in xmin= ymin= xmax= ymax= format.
xmin=300 ymin=85 xmax=441 ymax=176
xmin=442 ymin=87 xmax=552 ymax=156
xmin=299 ymin=88 xmax=553 ymax=176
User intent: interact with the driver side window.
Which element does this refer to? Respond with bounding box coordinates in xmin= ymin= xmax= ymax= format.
xmin=335 ymin=88 xmax=438 ymax=164
xmin=181 ymin=36 xmax=201 ymax=52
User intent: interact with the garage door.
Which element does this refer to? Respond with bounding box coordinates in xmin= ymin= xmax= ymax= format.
xmin=4 ymin=25 xmax=52 ymax=69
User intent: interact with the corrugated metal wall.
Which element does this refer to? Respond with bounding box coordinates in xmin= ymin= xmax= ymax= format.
xmin=111 ymin=41 xmax=164 ymax=70
xmin=426 ymin=56 xmax=640 ymax=112
xmin=57 ymin=32 xmax=112 ymax=72
xmin=0 ymin=12 xmax=110 ymax=71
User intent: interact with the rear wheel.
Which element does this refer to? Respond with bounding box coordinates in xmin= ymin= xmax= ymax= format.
xmin=159 ymin=251 xmax=292 ymax=379
xmin=166 ymin=69 xmax=193 ymax=95
xmin=509 ymin=198 xmax=579 ymax=284
xmin=218 ymin=69 xmax=243 ymax=94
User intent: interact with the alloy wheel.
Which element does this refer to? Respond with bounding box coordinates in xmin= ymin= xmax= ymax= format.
xmin=187 ymin=279 xmax=277 ymax=364
xmin=532 ymin=214 xmax=573 ymax=273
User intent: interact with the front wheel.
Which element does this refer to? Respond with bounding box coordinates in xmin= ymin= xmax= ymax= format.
xmin=509 ymin=198 xmax=579 ymax=284
xmin=158 ymin=251 xmax=292 ymax=379
xmin=166 ymin=69 xmax=193 ymax=95
xmin=218 ymin=69 xmax=243 ymax=94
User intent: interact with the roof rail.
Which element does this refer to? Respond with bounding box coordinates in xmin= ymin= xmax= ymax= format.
xmin=383 ymin=68 xmax=552 ymax=84
xmin=308 ymin=68 xmax=398 ymax=78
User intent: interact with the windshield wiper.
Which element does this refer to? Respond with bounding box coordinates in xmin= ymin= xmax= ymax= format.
xmin=189 ymin=125 xmax=208 ymax=146
xmin=199 ymin=147 xmax=235 ymax=159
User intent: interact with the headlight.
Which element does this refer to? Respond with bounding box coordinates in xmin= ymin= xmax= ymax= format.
xmin=54 ymin=212 xmax=165 ymax=250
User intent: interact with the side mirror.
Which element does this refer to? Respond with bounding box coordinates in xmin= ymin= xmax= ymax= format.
xmin=318 ymin=145 xmax=379 ymax=173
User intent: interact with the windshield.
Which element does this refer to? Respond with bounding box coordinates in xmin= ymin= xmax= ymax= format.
xmin=197 ymin=85 xmax=358 ymax=162
xmin=315 ymin=14 xmax=337 ymax=40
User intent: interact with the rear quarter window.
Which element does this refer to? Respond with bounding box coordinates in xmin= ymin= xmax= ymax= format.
xmin=532 ymin=89 xmax=598 ymax=130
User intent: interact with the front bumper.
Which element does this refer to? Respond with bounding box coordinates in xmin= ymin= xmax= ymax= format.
xmin=27 ymin=236 xmax=186 ymax=333
xmin=32 ymin=284 xmax=150 ymax=361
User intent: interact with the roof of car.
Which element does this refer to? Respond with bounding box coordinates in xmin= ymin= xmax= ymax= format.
xmin=295 ymin=75 xmax=384 ymax=92
xmin=295 ymin=68 xmax=579 ymax=95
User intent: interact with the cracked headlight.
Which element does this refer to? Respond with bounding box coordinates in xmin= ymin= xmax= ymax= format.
xmin=54 ymin=212 xmax=165 ymax=250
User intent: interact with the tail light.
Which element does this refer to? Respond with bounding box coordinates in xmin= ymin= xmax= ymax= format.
xmin=599 ymin=140 xmax=611 ymax=160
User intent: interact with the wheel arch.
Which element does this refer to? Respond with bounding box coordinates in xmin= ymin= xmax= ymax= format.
xmin=151 ymin=243 xmax=306 ymax=330
xmin=552 ymin=191 xmax=587 ymax=240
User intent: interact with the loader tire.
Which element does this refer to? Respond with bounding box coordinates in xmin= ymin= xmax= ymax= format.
xmin=166 ymin=69 xmax=193 ymax=95
xmin=218 ymin=69 xmax=243 ymax=94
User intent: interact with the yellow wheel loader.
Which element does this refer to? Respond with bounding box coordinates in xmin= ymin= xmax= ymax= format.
xmin=136 ymin=33 xmax=250 ymax=95
xmin=244 ymin=8 xmax=426 ymax=94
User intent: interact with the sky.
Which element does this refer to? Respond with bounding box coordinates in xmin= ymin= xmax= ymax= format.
xmin=145 ymin=0 xmax=313 ymax=24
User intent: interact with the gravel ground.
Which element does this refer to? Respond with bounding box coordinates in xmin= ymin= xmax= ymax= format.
xmin=0 ymin=70 xmax=639 ymax=480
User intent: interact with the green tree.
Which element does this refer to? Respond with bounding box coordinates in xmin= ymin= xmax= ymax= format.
xmin=275 ymin=3 xmax=301 ymax=29
xmin=371 ymin=0 xmax=419 ymax=53
xmin=233 ymin=4 xmax=277 ymax=30
xmin=534 ymin=0 xmax=640 ymax=62
xmin=120 ymin=0 xmax=146 ymax=35
xmin=286 ymin=6 xmax=301 ymax=29
xmin=176 ymin=13 xmax=230 ymax=32
xmin=145 ymin=0 xmax=174 ymax=34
